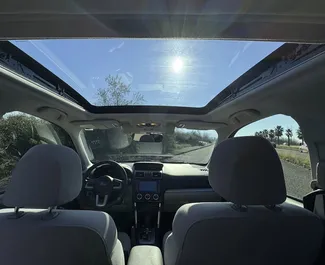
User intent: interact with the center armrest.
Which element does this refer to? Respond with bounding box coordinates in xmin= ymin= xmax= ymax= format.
xmin=127 ymin=246 xmax=163 ymax=265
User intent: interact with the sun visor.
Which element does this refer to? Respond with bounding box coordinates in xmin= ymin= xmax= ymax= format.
xmin=37 ymin=107 xmax=67 ymax=121
xmin=70 ymin=119 xmax=120 ymax=130
xmin=176 ymin=120 xmax=226 ymax=130
xmin=228 ymin=109 xmax=260 ymax=125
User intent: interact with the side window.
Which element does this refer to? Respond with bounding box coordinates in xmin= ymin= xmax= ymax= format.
xmin=235 ymin=114 xmax=311 ymax=200
xmin=0 ymin=111 xmax=76 ymax=193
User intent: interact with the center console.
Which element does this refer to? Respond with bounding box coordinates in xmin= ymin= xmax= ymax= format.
xmin=133 ymin=163 xmax=163 ymax=202
xmin=127 ymin=246 xmax=163 ymax=265
xmin=132 ymin=162 xmax=163 ymax=246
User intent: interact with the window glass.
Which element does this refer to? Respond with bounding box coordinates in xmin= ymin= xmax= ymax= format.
xmin=83 ymin=128 xmax=217 ymax=164
xmin=11 ymin=39 xmax=282 ymax=108
xmin=0 ymin=111 xmax=76 ymax=193
xmin=235 ymin=114 xmax=311 ymax=200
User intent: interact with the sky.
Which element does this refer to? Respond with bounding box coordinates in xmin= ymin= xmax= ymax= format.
xmin=236 ymin=114 xmax=300 ymax=140
xmin=11 ymin=39 xmax=299 ymax=137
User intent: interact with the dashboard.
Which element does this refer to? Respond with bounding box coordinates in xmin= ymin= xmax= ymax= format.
xmin=79 ymin=162 xmax=221 ymax=212
xmin=133 ymin=162 xmax=163 ymax=203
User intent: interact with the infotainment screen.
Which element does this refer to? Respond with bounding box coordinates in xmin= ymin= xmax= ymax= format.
xmin=138 ymin=181 xmax=157 ymax=192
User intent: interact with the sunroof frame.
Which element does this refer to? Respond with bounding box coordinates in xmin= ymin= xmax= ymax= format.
xmin=0 ymin=41 xmax=324 ymax=115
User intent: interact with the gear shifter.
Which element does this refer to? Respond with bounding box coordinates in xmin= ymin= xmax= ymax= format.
xmin=134 ymin=203 xmax=159 ymax=245
xmin=139 ymin=227 xmax=155 ymax=244
xmin=140 ymin=228 xmax=150 ymax=241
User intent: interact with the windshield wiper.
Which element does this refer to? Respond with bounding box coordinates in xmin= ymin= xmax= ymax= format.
xmin=92 ymin=154 xmax=173 ymax=163
xmin=160 ymin=159 xmax=206 ymax=165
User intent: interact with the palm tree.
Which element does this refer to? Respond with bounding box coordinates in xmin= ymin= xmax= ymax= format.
xmin=285 ymin=128 xmax=293 ymax=146
xmin=262 ymin=129 xmax=269 ymax=139
xmin=274 ymin=126 xmax=284 ymax=145
xmin=269 ymin=129 xmax=275 ymax=142
xmin=297 ymin=127 xmax=304 ymax=144
xmin=255 ymin=131 xmax=263 ymax=137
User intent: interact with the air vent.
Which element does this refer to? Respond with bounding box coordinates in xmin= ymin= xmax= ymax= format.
xmin=135 ymin=172 xmax=145 ymax=178
xmin=152 ymin=172 xmax=162 ymax=178
xmin=134 ymin=163 xmax=163 ymax=171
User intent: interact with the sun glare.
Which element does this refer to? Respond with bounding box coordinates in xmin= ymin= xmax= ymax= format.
xmin=172 ymin=57 xmax=184 ymax=73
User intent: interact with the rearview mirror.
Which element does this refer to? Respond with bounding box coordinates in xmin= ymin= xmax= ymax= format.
xmin=134 ymin=133 xmax=163 ymax=143
xmin=84 ymin=128 xmax=132 ymax=150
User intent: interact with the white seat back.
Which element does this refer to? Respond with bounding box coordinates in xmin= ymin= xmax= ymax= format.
xmin=0 ymin=145 xmax=125 ymax=265
xmin=164 ymin=137 xmax=324 ymax=265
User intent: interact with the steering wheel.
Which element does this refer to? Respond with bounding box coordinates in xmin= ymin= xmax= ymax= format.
xmin=84 ymin=160 xmax=128 ymax=208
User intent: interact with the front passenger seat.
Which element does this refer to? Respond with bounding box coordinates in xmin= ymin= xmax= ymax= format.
xmin=164 ymin=136 xmax=324 ymax=265
xmin=0 ymin=145 xmax=125 ymax=265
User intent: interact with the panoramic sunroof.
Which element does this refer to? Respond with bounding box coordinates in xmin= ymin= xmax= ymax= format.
xmin=11 ymin=39 xmax=282 ymax=108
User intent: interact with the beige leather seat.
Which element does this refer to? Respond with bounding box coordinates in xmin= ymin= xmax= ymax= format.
xmin=164 ymin=136 xmax=324 ymax=265
xmin=0 ymin=145 xmax=127 ymax=265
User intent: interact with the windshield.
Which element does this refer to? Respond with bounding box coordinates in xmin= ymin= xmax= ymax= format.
xmin=83 ymin=128 xmax=217 ymax=164
xmin=11 ymin=39 xmax=282 ymax=107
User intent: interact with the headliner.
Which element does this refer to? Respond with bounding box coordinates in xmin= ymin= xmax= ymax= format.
xmin=0 ymin=0 xmax=325 ymax=42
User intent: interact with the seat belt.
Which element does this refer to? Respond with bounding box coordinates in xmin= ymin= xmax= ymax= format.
xmin=303 ymin=190 xmax=325 ymax=265
xmin=303 ymin=189 xmax=325 ymax=212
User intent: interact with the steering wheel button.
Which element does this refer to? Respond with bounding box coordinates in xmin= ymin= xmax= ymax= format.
xmin=85 ymin=182 xmax=94 ymax=189
xmin=85 ymin=161 xmax=128 ymax=208
xmin=145 ymin=194 xmax=151 ymax=200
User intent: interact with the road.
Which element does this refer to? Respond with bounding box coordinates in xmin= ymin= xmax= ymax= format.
xmin=281 ymin=160 xmax=312 ymax=199
xmin=170 ymin=144 xmax=216 ymax=164
xmin=171 ymin=145 xmax=312 ymax=200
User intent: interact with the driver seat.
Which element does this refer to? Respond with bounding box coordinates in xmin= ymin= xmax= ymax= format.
xmin=0 ymin=145 xmax=126 ymax=265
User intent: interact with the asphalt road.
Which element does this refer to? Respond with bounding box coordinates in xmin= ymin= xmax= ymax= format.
xmin=170 ymin=144 xmax=215 ymax=164
xmin=172 ymin=145 xmax=312 ymax=200
xmin=281 ymin=160 xmax=312 ymax=199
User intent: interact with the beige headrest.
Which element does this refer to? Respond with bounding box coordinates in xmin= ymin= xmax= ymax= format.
xmin=4 ymin=145 xmax=82 ymax=208
xmin=209 ymin=136 xmax=286 ymax=205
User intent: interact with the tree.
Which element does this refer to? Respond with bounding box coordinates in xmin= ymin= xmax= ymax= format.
xmin=96 ymin=74 xmax=145 ymax=106
xmin=297 ymin=127 xmax=304 ymax=144
xmin=262 ymin=129 xmax=269 ymax=139
xmin=274 ymin=125 xmax=284 ymax=145
xmin=93 ymin=74 xmax=151 ymax=155
xmin=268 ymin=129 xmax=275 ymax=142
xmin=285 ymin=128 xmax=293 ymax=146
xmin=0 ymin=114 xmax=44 ymax=184
xmin=255 ymin=131 xmax=263 ymax=137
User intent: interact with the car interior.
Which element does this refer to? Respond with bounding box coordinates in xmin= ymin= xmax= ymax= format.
xmin=0 ymin=1 xmax=325 ymax=265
